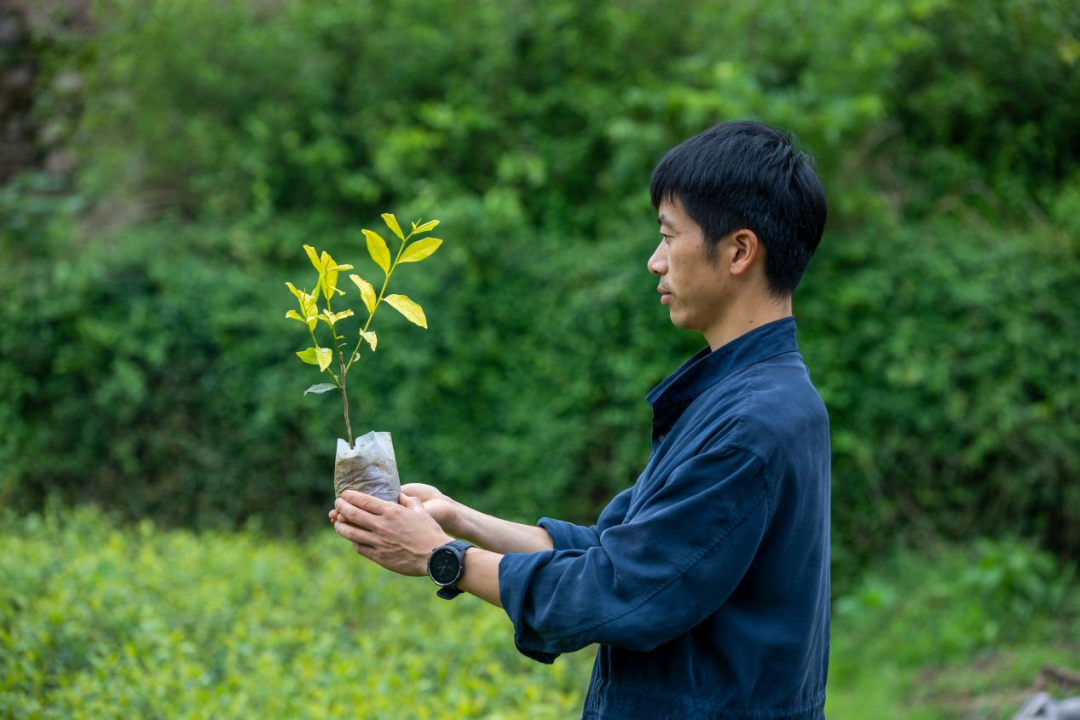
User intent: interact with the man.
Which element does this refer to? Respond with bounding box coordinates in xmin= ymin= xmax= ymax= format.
xmin=330 ymin=120 xmax=831 ymax=720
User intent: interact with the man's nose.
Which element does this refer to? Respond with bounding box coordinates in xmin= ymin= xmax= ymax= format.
xmin=647 ymin=240 xmax=667 ymax=276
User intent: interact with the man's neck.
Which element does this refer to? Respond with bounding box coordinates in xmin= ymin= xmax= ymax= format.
xmin=704 ymin=295 xmax=793 ymax=351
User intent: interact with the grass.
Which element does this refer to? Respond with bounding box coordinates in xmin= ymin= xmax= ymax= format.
xmin=2 ymin=507 xmax=1077 ymax=719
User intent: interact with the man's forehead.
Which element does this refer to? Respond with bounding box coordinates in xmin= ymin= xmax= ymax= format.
xmin=657 ymin=211 xmax=681 ymax=230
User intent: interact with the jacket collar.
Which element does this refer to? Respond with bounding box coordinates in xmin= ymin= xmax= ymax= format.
xmin=647 ymin=316 xmax=799 ymax=440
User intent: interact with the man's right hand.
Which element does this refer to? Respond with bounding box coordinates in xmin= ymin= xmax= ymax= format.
xmin=328 ymin=483 xmax=460 ymax=536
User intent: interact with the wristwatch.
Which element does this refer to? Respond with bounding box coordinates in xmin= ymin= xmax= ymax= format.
xmin=427 ymin=539 xmax=476 ymax=599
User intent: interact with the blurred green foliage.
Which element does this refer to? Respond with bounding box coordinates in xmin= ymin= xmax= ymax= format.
xmin=2 ymin=508 xmax=1075 ymax=718
xmin=0 ymin=507 xmax=593 ymax=718
xmin=2 ymin=0 xmax=1079 ymax=567
xmin=828 ymin=535 xmax=1079 ymax=719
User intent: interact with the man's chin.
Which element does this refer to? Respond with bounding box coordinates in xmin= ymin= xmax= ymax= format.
xmin=668 ymin=309 xmax=692 ymax=330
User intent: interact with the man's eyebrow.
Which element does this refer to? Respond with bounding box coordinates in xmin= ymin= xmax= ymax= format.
xmin=657 ymin=214 xmax=669 ymax=228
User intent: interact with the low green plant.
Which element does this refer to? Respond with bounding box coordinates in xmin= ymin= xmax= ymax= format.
xmin=285 ymin=213 xmax=442 ymax=445
xmin=0 ymin=505 xmax=594 ymax=719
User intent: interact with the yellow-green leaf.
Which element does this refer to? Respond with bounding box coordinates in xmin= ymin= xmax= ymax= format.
xmin=296 ymin=347 xmax=320 ymax=365
xmin=316 ymin=347 xmax=333 ymax=371
xmin=414 ymin=219 xmax=440 ymax=234
xmin=300 ymin=292 xmax=318 ymax=329
xmin=384 ymin=294 xmax=427 ymax=329
xmin=319 ymin=252 xmax=338 ymax=299
xmin=285 ymin=281 xmax=305 ymax=303
xmin=362 ymin=331 xmax=378 ymax=352
xmin=381 ymin=213 xmax=405 ymax=241
xmin=318 ymin=309 xmax=353 ymax=326
xmin=350 ymin=274 xmax=377 ymax=315
xmin=285 ymin=309 xmax=306 ymax=323
xmin=303 ymin=245 xmax=323 ymax=273
xmin=399 ymin=237 xmax=442 ymax=264
xmin=362 ymin=229 xmax=391 ymax=274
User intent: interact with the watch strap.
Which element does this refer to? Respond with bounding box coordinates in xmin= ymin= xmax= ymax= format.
xmin=436 ymin=584 xmax=465 ymax=600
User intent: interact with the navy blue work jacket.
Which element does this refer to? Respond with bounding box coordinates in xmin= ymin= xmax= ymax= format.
xmin=499 ymin=316 xmax=831 ymax=719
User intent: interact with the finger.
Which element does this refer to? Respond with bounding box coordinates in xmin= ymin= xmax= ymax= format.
xmin=329 ymin=508 xmax=340 ymax=523
xmin=400 ymin=493 xmax=424 ymax=512
xmin=334 ymin=498 xmax=378 ymax=530
xmin=334 ymin=520 xmax=379 ymax=546
xmin=341 ymin=490 xmax=389 ymax=515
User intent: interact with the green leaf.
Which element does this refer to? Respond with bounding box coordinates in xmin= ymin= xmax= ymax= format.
xmin=304 ymin=383 xmax=337 ymax=396
xmin=318 ymin=309 xmax=353 ymax=326
xmin=296 ymin=348 xmax=320 ymax=365
xmin=349 ymin=274 xmax=377 ymax=315
xmin=362 ymin=331 xmax=378 ymax=351
xmin=303 ymin=245 xmax=323 ymax=273
xmin=384 ymin=294 xmax=427 ymax=329
xmin=399 ymin=237 xmax=442 ymax=264
xmin=295 ymin=347 xmax=333 ymax=371
xmin=363 ymin=229 xmax=391 ymax=274
xmin=320 ymin=251 xmax=350 ymax=299
xmin=413 ymin=219 xmax=440 ymax=234
xmin=382 ymin=213 xmax=405 ymax=241
xmin=285 ymin=281 xmax=306 ymax=303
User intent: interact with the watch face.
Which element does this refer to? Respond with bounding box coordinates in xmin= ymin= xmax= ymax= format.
xmin=429 ymin=548 xmax=460 ymax=585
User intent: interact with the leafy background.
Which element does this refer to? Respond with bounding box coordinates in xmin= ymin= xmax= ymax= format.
xmin=1 ymin=0 xmax=1078 ymax=716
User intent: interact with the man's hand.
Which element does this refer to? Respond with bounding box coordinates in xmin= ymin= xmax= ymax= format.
xmin=328 ymin=483 xmax=459 ymax=534
xmin=398 ymin=483 xmax=460 ymax=532
xmin=332 ymin=489 xmax=453 ymax=576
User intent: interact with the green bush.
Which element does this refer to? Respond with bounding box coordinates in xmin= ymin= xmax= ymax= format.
xmin=0 ymin=506 xmax=594 ymax=718
xmin=800 ymin=219 xmax=1080 ymax=561
xmin=827 ymin=536 xmax=1079 ymax=719
xmin=63 ymin=0 xmax=1078 ymax=227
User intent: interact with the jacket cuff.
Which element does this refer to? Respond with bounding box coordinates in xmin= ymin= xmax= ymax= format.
xmin=537 ymin=517 xmax=600 ymax=551
xmin=498 ymin=551 xmax=561 ymax=664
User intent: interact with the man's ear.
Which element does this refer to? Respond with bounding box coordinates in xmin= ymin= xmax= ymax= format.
xmin=728 ymin=229 xmax=761 ymax=277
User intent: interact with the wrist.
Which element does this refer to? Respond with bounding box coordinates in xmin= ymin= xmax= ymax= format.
xmin=446 ymin=498 xmax=471 ymax=540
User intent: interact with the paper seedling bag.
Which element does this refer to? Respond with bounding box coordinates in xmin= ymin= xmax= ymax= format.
xmin=334 ymin=431 xmax=401 ymax=502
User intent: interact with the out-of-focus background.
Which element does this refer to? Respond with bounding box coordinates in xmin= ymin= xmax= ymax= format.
xmin=2 ymin=0 xmax=1078 ymax=717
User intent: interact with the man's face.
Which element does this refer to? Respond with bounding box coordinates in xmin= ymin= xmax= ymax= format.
xmin=647 ymin=196 xmax=730 ymax=334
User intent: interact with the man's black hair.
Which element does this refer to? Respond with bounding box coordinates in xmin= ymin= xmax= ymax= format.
xmin=650 ymin=120 xmax=827 ymax=297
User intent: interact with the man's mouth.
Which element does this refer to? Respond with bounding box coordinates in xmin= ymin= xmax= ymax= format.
xmin=658 ymin=286 xmax=672 ymax=305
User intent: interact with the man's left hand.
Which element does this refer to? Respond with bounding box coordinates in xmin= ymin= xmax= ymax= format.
xmin=333 ymin=489 xmax=454 ymax=576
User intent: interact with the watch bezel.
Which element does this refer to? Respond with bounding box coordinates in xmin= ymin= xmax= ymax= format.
xmin=427 ymin=545 xmax=464 ymax=587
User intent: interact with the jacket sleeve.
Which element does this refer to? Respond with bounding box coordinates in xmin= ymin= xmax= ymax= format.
xmin=498 ymin=445 xmax=770 ymax=663
xmin=536 ymin=486 xmax=634 ymax=551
